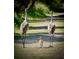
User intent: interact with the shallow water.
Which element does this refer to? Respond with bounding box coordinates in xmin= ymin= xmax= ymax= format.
xmin=14 ymin=34 xmax=64 ymax=44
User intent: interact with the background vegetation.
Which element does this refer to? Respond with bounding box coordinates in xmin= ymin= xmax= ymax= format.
xmin=14 ymin=0 xmax=64 ymax=38
xmin=14 ymin=0 xmax=64 ymax=27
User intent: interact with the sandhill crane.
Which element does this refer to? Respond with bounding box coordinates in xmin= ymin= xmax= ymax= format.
xmin=48 ymin=11 xmax=56 ymax=47
xmin=20 ymin=8 xmax=29 ymax=48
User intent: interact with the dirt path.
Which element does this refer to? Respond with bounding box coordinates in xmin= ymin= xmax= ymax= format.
xmin=14 ymin=41 xmax=64 ymax=59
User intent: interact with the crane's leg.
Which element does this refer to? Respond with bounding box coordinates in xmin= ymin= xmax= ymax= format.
xmin=49 ymin=34 xmax=54 ymax=47
xmin=49 ymin=34 xmax=52 ymax=47
xmin=23 ymin=35 xmax=25 ymax=48
xmin=51 ymin=34 xmax=54 ymax=47
xmin=49 ymin=34 xmax=51 ymax=47
xmin=51 ymin=36 xmax=53 ymax=47
xmin=49 ymin=36 xmax=51 ymax=47
xmin=51 ymin=33 xmax=55 ymax=47
xmin=21 ymin=34 xmax=24 ymax=48
xmin=23 ymin=38 xmax=25 ymax=48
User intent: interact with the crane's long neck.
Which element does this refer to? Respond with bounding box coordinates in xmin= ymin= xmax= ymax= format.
xmin=51 ymin=12 xmax=53 ymax=22
xmin=50 ymin=11 xmax=55 ymax=24
xmin=25 ymin=8 xmax=27 ymax=22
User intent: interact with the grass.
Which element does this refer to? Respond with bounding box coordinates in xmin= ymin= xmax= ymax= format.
xmin=29 ymin=20 xmax=64 ymax=27
xmin=15 ymin=28 xmax=64 ymax=35
xmin=27 ymin=29 xmax=64 ymax=34
xmin=14 ymin=19 xmax=64 ymax=36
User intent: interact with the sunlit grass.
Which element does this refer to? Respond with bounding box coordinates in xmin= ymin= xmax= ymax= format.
xmin=27 ymin=29 xmax=64 ymax=34
xmin=29 ymin=20 xmax=64 ymax=27
xmin=15 ymin=28 xmax=64 ymax=35
xmin=14 ymin=19 xmax=64 ymax=35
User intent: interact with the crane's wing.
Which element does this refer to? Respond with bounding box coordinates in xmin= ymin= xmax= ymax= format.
xmin=20 ymin=21 xmax=29 ymax=34
xmin=48 ymin=22 xmax=56 ymax=34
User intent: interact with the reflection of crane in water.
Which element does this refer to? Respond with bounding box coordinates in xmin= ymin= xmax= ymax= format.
xmin=20 ymin=8 xmax=29 ymax=48
xmin=48 ymin=11 xmax=56 ymax=47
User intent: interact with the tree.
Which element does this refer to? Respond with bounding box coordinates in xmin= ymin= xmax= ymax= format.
xmin=14 ymin=0 xmax=64 ymax=16
xmin=14 ymin=0 xmax=64 ymax=27
xmin=14 ymin=0 xmax=35 ymax=13
xmin=14 ymin=0 xmax=35 ymax=27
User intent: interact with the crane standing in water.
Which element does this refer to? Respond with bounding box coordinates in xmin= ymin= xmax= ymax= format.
xmin=48 ymin=11 xmax=56 ymax=47
xmin=20 ymin=0 xmax=32 ymax=48
xmin=20 ymin=8 xmax=29 ymax=48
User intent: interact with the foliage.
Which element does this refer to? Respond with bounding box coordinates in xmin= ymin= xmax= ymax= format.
xmin=14 ymin=0 xmax=64 ymax=15
xmin=14 ymin=0 xmax=64 ymax=27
